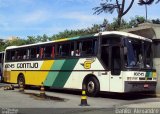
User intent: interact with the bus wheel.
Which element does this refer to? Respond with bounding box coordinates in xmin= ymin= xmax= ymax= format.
xmin=18 ymin=75 xmax=25 ymax=88
xmin=85 ymin=77 xmax=100 ymax=97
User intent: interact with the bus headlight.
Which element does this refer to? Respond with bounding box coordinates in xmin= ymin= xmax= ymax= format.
xmin=152 ymin=72 xmax=157 ymax=78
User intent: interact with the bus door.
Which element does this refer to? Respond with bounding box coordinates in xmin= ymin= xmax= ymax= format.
xmin=109 ymin=46 xmax=123 ymax=92
xmin=101 ymin=45 xmax=110 ymax=91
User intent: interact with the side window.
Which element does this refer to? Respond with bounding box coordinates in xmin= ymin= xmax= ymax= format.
xmin=75 ymin=41 xmax=82 ymax=56
xmin=5 ymin=51 xmax=9 ymax=61
xmin=75 ymin=39 xmax=97 ymax=56
xmin=51 ymin=46 xmax=55 ymax=58
xmin=30 ymin=47 xmax=40 ymax=59
xmin=21 ymin=49 xmax=27 ymax=60
xmin=11 ymin=51 xmax=16 ymax=61
xmin=57 ymin=43 xmax=70 ymax=57
xmin=26 ymin=49 xmax=30 ymax=59
xmin=16 ymin=49 xmax=27 ymax=60
xmin=70 ymin=42 xmax=74 ymax=56
xmin=40 ymin=47 xmax=44 ymax=59
xmin=16 ymin=50 xmax=21 ymax=60
xmin=15 ymin=50 xmax=18 ymax=60
xmin=6 ymin=50 xmax=12 ymax=61
xmin=44 ymin=45 xmax=54 ymax=58
xmin=82 ymin=40 xmax=93 ymax=55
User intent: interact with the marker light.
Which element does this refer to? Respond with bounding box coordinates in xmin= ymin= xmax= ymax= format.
xmin=152 ymin=72 xmax=157 ymax=78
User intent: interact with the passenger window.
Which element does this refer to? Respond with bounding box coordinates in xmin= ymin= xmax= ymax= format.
xmin=57 ymin=43 xmax=70 ymax=57
xmin=5 ymin=51 xmax=9 ymax=61
xmin=75 ymin=41 xmax=82 ymax=56
xmin=51 ymin=47 xmax=55 ymax=58
xmin=26 ymin=49 xmax=30 ymax=59
xmin=16 ymin=49 xmax=27 ymax=60
xmin=16 ymin=50 xmax=21 ymax=60
xmin=11 ymin=51 xmax=16 ymax=60
xmin=6 ymin=51 xmax=14 ymax=61
xmin=22 ymin=49 xmax=27 ymax=60
xmin=75 ymin=40 xmax=97 ymax=56
xmin=44 ymin=46 xmax=54 ymax=58
xmin=40 ymin=47 xmax=44 ymax=59
xmin=70 ymin=42 xmax=74 ymax=56
xmin=82 ymin=40 xmax=93 ymax=55
xmin=30 ymin=47 xmax=40 ymax=59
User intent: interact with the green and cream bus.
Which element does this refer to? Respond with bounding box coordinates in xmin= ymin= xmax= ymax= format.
xmin=3 ymin=31 xmax=157 ymax=96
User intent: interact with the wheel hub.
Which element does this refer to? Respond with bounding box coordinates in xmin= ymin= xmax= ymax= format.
xmin=18 ymin=78 xmax=24 ymax=86
xmin=87 ymin=81 xmax=95 ymax=93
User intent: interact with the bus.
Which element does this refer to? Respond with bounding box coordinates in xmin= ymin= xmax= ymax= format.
xmin=0 ymin=51 xmax=4 ymax=82
xmin=2 ymin=31 xmax=157 ymax=96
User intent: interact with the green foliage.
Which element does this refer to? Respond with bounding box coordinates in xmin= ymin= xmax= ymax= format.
xmin=0 ymin=37 xmax=27 ymax=51
xmin=129 ymin=16 xmax=145 ymax=27
xmin=26 ymin=36 xmax=36 ymax=44
xmin=138 ymin=0 xmax=159 ymax=5
xmin=152 ymin=18 xmax=160 ymax=24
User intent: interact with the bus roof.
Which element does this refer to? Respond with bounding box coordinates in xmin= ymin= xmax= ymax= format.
xmin=95 ymin=31 xmax=152 ymax=42
xmin=5 ymin=31 xmax=152 ymax=50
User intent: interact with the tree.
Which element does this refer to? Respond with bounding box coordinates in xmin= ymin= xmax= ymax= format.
xmin=138 ymin=0 xmax=160 ymax=21
xmin=90 ymin=24 xmax=100 ymax=33
xmin=26 ymin=36 xmax=36 ymax=44
xmin=93 ymin=0 xmax=134 ymax=27
xmin=129 ymin=16 xmax=145 ymax=27
xmin=152 ymin=18 xmax=160 ymax=24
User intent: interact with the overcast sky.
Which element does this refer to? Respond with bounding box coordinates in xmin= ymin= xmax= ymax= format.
xmin=0 ymin=0 xmax=159 ymax=39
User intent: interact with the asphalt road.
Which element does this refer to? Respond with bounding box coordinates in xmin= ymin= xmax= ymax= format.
xmin=0 ymin=83 xmax=160 ymax=114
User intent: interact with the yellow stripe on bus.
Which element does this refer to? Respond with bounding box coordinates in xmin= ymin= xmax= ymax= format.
xmin=40 ymin=60 xmax=54 ymax=70
xmin=54 ymin=38 xmax=68 ymax=42
xmin=25 ymin=60 xmax=54 ymax=85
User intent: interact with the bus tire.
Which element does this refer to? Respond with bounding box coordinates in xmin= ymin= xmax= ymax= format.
xmin=85 ymin=77 xmax=100 ymax=97
xmin=17 ymin=74 xmax=25 ymax=88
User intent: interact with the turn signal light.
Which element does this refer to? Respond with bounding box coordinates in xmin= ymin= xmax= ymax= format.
xmin=152 ymin=72 xmax=157 ymax=78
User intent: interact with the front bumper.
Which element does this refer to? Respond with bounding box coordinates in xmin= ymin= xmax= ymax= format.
xmin=124 ymin=81 xmax=157 ymax=92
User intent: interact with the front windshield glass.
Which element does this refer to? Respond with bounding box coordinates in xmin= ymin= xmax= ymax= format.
xmin=124 ymin=38 xmax=152 ymax=69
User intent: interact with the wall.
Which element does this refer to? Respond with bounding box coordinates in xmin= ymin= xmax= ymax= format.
xmin=153 ymin=41 xmax=160 ymax=93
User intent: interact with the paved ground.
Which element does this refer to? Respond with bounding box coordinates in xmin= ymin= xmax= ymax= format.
xmin=1 ymin=83 xmax=160 ymax=114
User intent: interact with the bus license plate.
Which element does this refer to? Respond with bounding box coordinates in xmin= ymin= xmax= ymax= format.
xmin=144 ymin=84 xmax=149 ymax=88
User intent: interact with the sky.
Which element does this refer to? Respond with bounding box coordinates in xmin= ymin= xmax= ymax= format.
xmin=0 ymin=0 xmax=159 ymax=39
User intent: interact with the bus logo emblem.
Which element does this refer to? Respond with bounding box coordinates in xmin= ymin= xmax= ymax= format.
xmin=81 ymin=59 xmax=95 ymax=69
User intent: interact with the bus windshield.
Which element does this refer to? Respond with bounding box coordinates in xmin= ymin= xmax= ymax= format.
xmin=124 ymin=38 xmax=152 ymax=69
